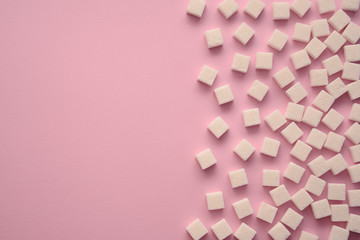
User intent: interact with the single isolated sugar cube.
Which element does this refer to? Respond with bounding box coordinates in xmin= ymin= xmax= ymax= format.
xmin=291 ymin=0 xmax=311 ymax=17
xmin=206 ymin=191 xmax=225 ymax=210
xmin=234 ymin=139 xmax=256 ymax=161
xmin=293 ymin=23 xmax=311 ymax=43
xmin=316 ymin=0 xmax=336 ymax=14
xmin=196 ymin=148 xmax=217 ymax=170
xmin=342 ymin=0 xmax=360 ymax=11
xmin=299 ymin=231 xmax=319 ymax=240
xmin=243 ymin=108 xmax=261 ymax=127
xmin=325 ymin=78 xmax=347 ymax=99
xmin=265 ymin=109 xmax=287 ymax=131
xmin=270 ymin=184 xmax=291 ymax=206
xmin=284 ymin=162 xmax=305 ymax=183
xmin=321 ymin=108 xmax=344 ymax=131
xmin=228 ymin=169 xmax=248 ymax=188
xmin=327 ymin=153 xmax=348 ymax=175
xmin=331 ymin=204 xmax=349 ymax=222
xmin=311 ymin=19 xmax=330 ymax=37
xmin=349 ymin=103 xmax=360 ymax=122
xmin=247 ymin=80 xmax=269 ymax=102
xmin=233 ymin=198 xmax=253 ymax=219
xmin=285 ymin=82 xmax=308 ymax=103
xmin=243 ymin=0 xmax=265 ymax=19
xmin=211 ymin=219 xmax=233 ymax=240
xmin=310 ymin=69 xmax=328 ymax=87
xmin=256 ymin=202 xmax=278 ymax=223
xmin=207 ymin=116 xmax=229 ymax=139
xmin=342 ymin=62 xmax=360 ymax=81
xmin=322 ymin=55 xmax=343 ymax=76
xmin=281 ymin=208 xmax=304 ymax=230
xmin=312 ymin=90 xmax=335 ymax=112
xmin=324 ymin=31 xmax=346 ymax=53
xmin=291 ymin=50 xmax=311 ymax=70
xmin=217 ymin=0 xmax=239 ymax=19
xmin=328 ymin=226 xmax=349 ymax=240
xmin=186 ymin=0 xmax=206 ymax=18
xmin=291 ymin=188 xmax=314 ymax=211
xmin=263 ymin=169 xmax=280 ymax=187
xmin=328 ymin=9 xmax=351 ymax=32
xmin=328 ymin=183 xmax=346 ymax=201
xmin=186 ymin=219 xmax=208 ymax=240
xmin=305 ymin=174 xmax=326 ymax=196
xmin=305 ymin=37 xmax=327 ymax=59
xmin=307 ymin=155 xmax=330 ymax=176
xmin=234 ymin=223 xmax=256 ymax=240
xmin=311 ymin=199 xmax=331 ymax=219
xmin=348 ymin=190 xmax=360 ymax=207
xmin=214 ymin=84 xmax=234 ymax=105
xmin=233 ymin=23 xmax=255 ymax=45
xmin=344 ymin=44 xmax=360 ymax=62
xmin=232 ymin=53 xmax=251 ymax=73
xmin=281 ymin=122 xmax=304 ymax=144
xmin=290 ymin=140 xmax=312 ymax=162
xmin=272 ymin=2 xmax=290 ymax=20
xmin=349 ymin=144 xmax=360 ymax=163
xmin=302 ymin=106 xmax=323 ymax=128
xmin=198 ymin=65 xmax=218 ymax=86
xmin=273 ymin=67 xmax=295 ymax=88
xmin=324 ymin=131 xmax=345 ymax=153
xmin=342 ymin=22 xmax=360 ymax=44
xmin=268 ymin=222 xmax=291 ymax=240
xmin=347 ymin=214 xmax=360 ymax=233
xmin=345 ymin=122 xmax=360 ymax=144
xmin=255 ymin=52 xmax=273 ymax=70
xmin=348 ymin=164 xmax=360 ymax=183
xmin=347 ymin=81 xmax=360 ymax=100
xmin=286 ymin=102 xmax=305 ymax=122
xmin=261 ymin=137 xmax=280 ymax=157
xmin=205 ymin=28 xmax=223 ymax=49
xmin=268 ymin=29 xmax=289 ymax=51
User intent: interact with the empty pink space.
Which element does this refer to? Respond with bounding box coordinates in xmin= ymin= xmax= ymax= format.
xmin=0 ymin=0 xmax=359 ymax=239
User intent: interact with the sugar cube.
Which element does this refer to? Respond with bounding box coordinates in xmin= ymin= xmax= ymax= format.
xmin=327 ymin=153 xmax=348 ymax=175
xmin=348 ymin=190 xmax=360 ymax=207
xmin=348 ymin=164 xmax=360 ymax=183
xmin=196 ymin=148 xmax=217 ymax=170
xmin=272 ymin=2 xmax=290 ymax=20
xmin=286 ymin=102 xmax=305 ymax=122
xmin=316 ymin=0 xmax=336 ymax=14
xmin=321 ymin=108 xmax=344 ymax=131
xmin=273 ymin=67 xmax=295 ymax=88
xmin=325 ymin=78 xmax=347 ymax=99
xmin=312 ymin=90 xmax=334 ymax=112
xmin=265 ymin=109 xmax=287 ymax=132
xmin=310 ymin=69 xmax=328 ymax=87
xmin=324 ymin=132 xmax=345 ymax=153
xmin=299 ymin=231 xmax=319 ymax=240
xmin=342 ymin=62 xmax=360 ymax=81
xmin=328 ymin=183 xmax=346 ymax=201
xmin=331 ymin=204 xmax=349 ymax=222
xmin=270 ymin=184 xmax=291 ymax=206
xmin=256 ymin=202 xmax=278 ymax=223
xmin=344 ymin=122 xmax=360 ymax=144
xmin=342 ymin=22 xmax=360 ymax=44
xmin=344 ymin=44 xmax=360 ymax=62
xmin=302 ymin=106 xmax=323 ymax=127
xmin=186 ymin=0 xmax=206 ymax=18
xmin=342 ymin=0 xmax=360 ymax=11
xmin=186 ymin=219 xmax=208 ymax=240
xmin=292 ymin=23 xmax=311 ymax=43
xmin=261 ymin=137 xmax=280 ymax=157
xmin=349 ymin=103 xmax=360 ymax=122
xmin=207 ymin=116 xmax=229 ymax=139
xmin=263 ymin=169 xmax=280 ymax=187
xmin=290 ymin=140 xmax=312 ymax=162
xmin=285 ymin=82 xmax=308 ymax=103
xmin=284 ymin=162 xmax=305 ymax=183
xmin=232 ymin=53 xmax=251 ymax=73
xmin=328 ymin=9 xmax=351 ymax=32
xmin=206 ymin=191 xmax=225 ymax=210
xmin=211 ymin=219 xmax=233 ymax=240
xmin=322 ymin=55 xmax=343 ymax=76
xmin=234 ymin=139 xmax=256 ymax=161
xmin=234 ymin=223 xmax=256 ymax=240
xmin=305 ymin=174 xmax=326 ymax=196
xmin=290 ymin=49 xmax=311 ymax=70
xmin=242 ymin=108 xmax=261 ymax=127
xmin=233 ymin=23 xmax=255 ymax=45
xmin=218 ymin=0 xmax=239 ymax=19
xmin=311 ymin=19 xmax=330 ymax=37
xmin=281 ymin=122 xmax=304 ymax=144
xmin=233 ymin=198 xmax=254 ymax=219
xmin=198 ymin=65 xmax=218 ymax=86
xmin=214 ymin=84 xmax=234 ymax=105
xmin=305 ymin=37 xmax=327 ymax=59
xmin=347 ymin=80 xmax=360 ymax=100
xmin=268 ymin=222 xmax=290 ymax=240
xmin=346 ymin=214 xmax=360 ymax=233
xmin=268 ymin=29 xmax=289 ymax=51
xmin=205 ymin=28 xmax=223 ymax=49
xmin=324 ymin=31 xmax=346 ymax=53
xmin=256 ymin=52 xmax=273 ymax=70
xmin=280 ymin=208 xmax=303 ymax=230
xmin=228 ymin=169 xmax=248 ymax=188
xmin=307 ymin=155 xmax=330 ymax=176
xmin=311 ymin=199 xmax=331 ymax=219
xmin=247 ymin=80 xmax=269 ymax=102
xmin=328 ymin=226 xmax=349 ymax=240
xmin=291 ymin=0 xmax=311 ymax=17
xmin=349 ymin=144 xmax=360 ymax=163
xmin=291 ymin=188 xmax=314 ymax=211
xmin=243 ymin=0 xmax=265 ymax=19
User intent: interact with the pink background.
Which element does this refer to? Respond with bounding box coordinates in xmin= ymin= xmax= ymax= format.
xmin=0 ymin=0 xmax=359 ymax=239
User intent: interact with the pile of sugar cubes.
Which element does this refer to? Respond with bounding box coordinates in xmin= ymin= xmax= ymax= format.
xmin=186 ymin=0 xmax=360 ymax=239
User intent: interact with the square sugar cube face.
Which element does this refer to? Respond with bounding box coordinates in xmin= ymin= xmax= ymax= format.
xmin=328 ymin=9 xmax=351 ymax=32
xmin=270 ymin=184 xmax=291 ymax=206
xmin=255 ymin=52 xmax=273 ymax=70
xmin=342 ymin=0 xmax=360 ymax=11
xmin=316 ymin=0 xmax=336 ymax=14
xmin=291 ymin=188 xmax=314 ymax=211
xmin=345 ymin=122 xmax=360 ymax=144
xmin=247 ymin=80 xmax=269 ymax=102
xmin=233 ymin=198 xmax=254 ymax=219
xmin=310 ymin=69 xmax=328 ymax=87
xmin=268 ymin=29 xmax=289 ymax=51
xmin=322 ymin=55 xmax=343 ymax=76
xmin=312 ymin=90 xmax=335 ymax=112
xmin=291 ymin=50 xmax=311 ymax=70
xmin=272 ymin=2 xmax=290 ymax=20
xmin=324 ymin=31 xmax=346 ymax=53
xmin=281 ymin=208 xmax=303 ymax=230
xmin=328 ymin=183 xmax=346 ymax=201
xmin=263 ymin=169 xmax=280 ymax=187
xmin=327 ymin=153 xmax=348 ymax=175
xmin=214 ymin=84 xmax=234 ymax=105
xmin=344 ymin=44 xmax=360 ymax=62
xmin=308 ymin=155 xmax=330 ymax=176
xmin=186 ymin=219 xmax=208 ymax=240
xmin=268 ymin=222 xmax=290 ymax=240
xmin=348 ymin=164 xmax=360 ymax=183
xmin=198 ymin=65 xmax=218 ymax=86
xmin=196 ymin=148 xmax=217 ymax=170
xmin=290 ymin=140 xmax=312 ymax=162
xmin=206 ymin=191 xmax=225 ymax=210
xmin=305 ymin=37 xmax=327 ymax=59
xmin=211 ymin=219 xmax=233 ymax=240
xmin=261 ymin=137 xmax=280 ymax=157
xmin=273 ymin=67 xmax=295 ymax=88
xmin=286 ymin=102 xmax=305 ymax=122
xmin=293 ymin=23 xmax=311 ymax=43
xmin=311 ymin=199 xmax=331 ymax=219
xmin=234 ymin=223 xmax=256 ymax=240
xmin=324 ymin=132 xmax=345 ymax=153
xmin=347 ymin=214 xmax=360 ymax=233
xmin=322 ymin=108 xmax=344 ymax=131
xmin=186 ymin=0 xmax=206 ymax=18
xmin=331 ymin=204 xmax=349 ymax=222
xmin=281 ymin=122 xmax=304 ymax=144
xmin=342 ymin=22 xmax=360 ymax=44
xmin=265 ymin=109 xmax=287 ymax=132
xmin=228 ymin=169 xmax=248 ymax=188
xmin=233 ymin=23 xmax=255 ymax=45
xmin=302 ymin=106 xmax=323 ymax=127
xmin=207 ymin=116 xmax=229 ymax=139
xmin=349 ymin=103 xmax=360 ymax=122
xmin=305 ymin=174 xmax=326 ymax=196
xmin=242 ymin=108 xmax=261 ymax=127
xmin=311 ymin=19 xmax=330 ymax=37
xmin=348 ymin=190 xmax=360 ymax=207
xmin=325 ymin=78 xmax=347 ymax=99
xmin=328 ymin=226 xmax=349 ymax=240
xmin=243 ymin=0 xmax=265 ymax=19
xmin=350 ymin=144 xmax=360 ymax=163
xmin=217 ymin=0 xmax=239 ymax=19
xmin=284 ymin=162 xmax=305 ymax=183
xmin=342 ymin=62 xmax=360 ymax=81
xmin=205 ymin=28 xmax=223 ymax=49
xmin=234 ymin=139 xmax=256 ymax=161
xmin=257 ymin=202 xmax=278 ymax=223
xmin=291 ymin=0 xmax=311 ymax=17
xmin=299 ymin=231 xmax=319 ymax=240
xmin=347 ymin=81 xmax=360 ymax=100
xmin=286 ymin=82 xmax=308 ymax=103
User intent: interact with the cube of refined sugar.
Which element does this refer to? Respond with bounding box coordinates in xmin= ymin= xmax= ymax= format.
xmin=324 ymin=132 xmax=345 ymax=153
xmin=349 ymin=103 xmax=360 ymax=123
xmin=272 ymin=2 xmax=290 ymax=20
xmin=286 ymin=102 xmax=305 ymax=122
xmin=206 ymin=191 xmax=225 ymax=210
xmin=243 ymin=0 xmax=265 ymax=19
xmin=291 ymin=188 xmax=314 ymax=211
xmin=211 ymin=219 xmax=233 ymax=240
xmin=348 ymin=190 xmax=360 ymax=207
xmin=256 ymin=202 xmax=278 ymax=223
xmin=347 ymin=80 xmax=360 ymax=100
xmin=233 ymin=23 xmax=255 ymax=45
xmin=261 ymin=137 xmax=280 ymax=157
xmin=284 ymin=162 xmax=305 ymax=183
xmin=305 ymin=37 xmax=327 ymax=59
xmin=311 ymin=19 xmax=330 ymax=37
xmin=293 ymin=23 xmax=311 ymax=43
xmin=268 ymin=29 xmax=289 ymax=51
xmin=290 ymin=50 xmax=311 ymax=70
xmin=291 ymin=140 xmax=312 ymax=162
xmin=281 ymin=208 xmax=303 ymax=230
xmin=186 ymin=0 xmax=206 ymax=18
xmin=350 ymin=144 xmax=360 ymax=163
xmin=214 ymin=84 xmax=234 ymax=105
xmin=281 ymin=122 xmax=304 ymax=144
xmin=342 ymin=22 xmax=360 ymax=44
xmin=324 ymin=31 xmax=346 ymax=53
xmin=316 ymin=0 xmax=336 ymax=14
xmin=328 ymin=226 xmax=349 ymax=240
xmin=205 ymin=28 xmax=223 ymax=49
xmin=265 ymin=109 xmax=287 ymax=132
xmin=328 ymin=9 xmax=351 ymax=32
xmin=331 ymin=204 xmax=349 ymax=222
xmin=196 ymin=148 xmax=217 ymax=170
xmin=247 ymin=80 xmax=269 ymax=101
xmin=305 ymin=174 xmax=326 ymax=196
xmin=309 ymin=69 xmax=328 ymax=87
xmin=325 ymin=78 xmax=347 ymax=99
xmin=302 ymin=106 xmax=323 ymax=127
xmin=342 ymin=62 xmax=360 ymax=81
xmin=299 ymin=231 xmax=319 ymax=240
xmin=218 ymin=0 xmax=239 ymax=19
xmin=311 ymin=199 xmax=331 ymax=219
xmin=346 ymin=214 xmax=360 ymax=233
xmin=234 ymin=139 xmax=256 ymax=161
xmin=307 ymin=155 xmax=330 ymax=176
xmin=228 ymin=168 xmax=248 ymax=188
xmin=242 ymin=108 xmax=261 ymax=127
xmin=345 ymin=122 xmax=360 ymax=144
xmin=348 ymin=164 xmax=360 ymax=183
xmin=322 ymin=109 xmax=344 ymax=131
xmin=268 ymin=222 xmax=290 ymax=240
xmin=234 ymin=223 xmax=256 ymax=240
xmin=233 ymin=198 xmax=253 ymax=219
xmin=186 ymin=219 xmax=208 ymax=240
xmin=328 ymin=183 xmax=346 ymax=201
xmin=291 ymin=0 xmax=311 ymax=17
xmin=342 ymin=0 xmax=360 ymax=11
xmin=208 ymin=116 xmax=229 ymax=139
xmin=327 ymin=153 xmax=348 ymax=175
xmin=270 ymin=184 xmax=291 ymax=206
xmin=312 ymin=90 xmax=334 ymax=112
xmin=273 ymin=67 xmax=295 ymax=88
xmin=286 ymin=82 xmax=308 ymax=103
xmin=256 ymin=52 xmax=273 ymax=70
xmin=322 ymin=55 xmax=343 ymax=76
xmin=232 ymin=53 xmax=251 ymax=73
xmin=198 ymin=65 xmax=218 ymax=86
xmin=263 ymin=169 xmax=280 ymax=187
xmin=344 ymin=44 xmax=360 ymax=62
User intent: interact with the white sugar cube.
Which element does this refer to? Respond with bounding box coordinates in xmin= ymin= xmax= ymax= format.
xmin=285 ymin=82 xmax=308 ymax=103
xmin=233 ymin=198 xmax=253 ymax=219
xmin=302 ymin=106 xmax=323 ymax=127
xmin=284 ymin=162 xmax=305 ymax=183
xmin=348 ymin=164 xmax=360 ymax=183
xmin=234 ymin=139 xmax=256 ymax=161
xmin=312 ymin=90 xmax=334 ymax=112
xmin=311 ymin=19 xmax=330 ymax=37
xmin=291 ymin=188 xmax=314 ymax=211
xmin=327 ymin=153 xmax=348 ymax=175
xmin=186 ymin=219 xmax=208 ymax=240
xmin=270 ymin=184 xmax=291 ymax=206
xmin=263 ymin=169 xmax=280 ymax=187
xmin=196 ymin=148 xmax=217 ymax=170
xmin=273 ymin=67 xmax=295 ymax=88
xmin=211 ymin=219 xmax=233 ymax=240
xmin=321 ymin=108 xmax=344 ymax=131
xmin=348 ymin=190 xmax=360 ymax=207
xmin=234 ymin=223 xmax=256 ymax=240
xmin=268 ymin=29 xmax=289 ymax=51
xmin=299 ymin=231 xmax=319 ymax=240
xmin=281 ymin=122 xmax=304 ymax=144
xmin=344 ymin=44 xmax=360 ymax=62
xmin=310 ymin=69 xmax=328 ymax=87
xmin=305 ymin=174 xmax=326 ymax=196
xmin=322 ymin=55 xmax=343 ymax=76
xmin=186 ymin=0 xmax=206 ymax=18
xmin=198 ymin=65 xmax=218 ymax=86
xmin=261 ymin=137 xmax=280 ymax=157
xmin=247 ymin=80 xmax=269 ymax=102
xmin=233 ymin=23 xmax=255 ymax=45
xmin=331 ymin=204 xmax=349 ymax=222
xmin=214 ymin=84 xmax=234 ymax=105
xmin=265 ymin=109 xmax=287 ymax=131
xmin=342 ymin=0 xmax=360 ymax=11
xmin=228 ymin=169 xmax=248 ymax=188
xmin=256 ymin=52 xmax=273 ymax=70
xmin=328 ymin=9 xmax=351 ymax=32
xmin=218 ymin=0 xmax=239 ymax=19
xmin=349 ymin=103 xmax=360 ymax=122
xmin=347 ymin=214 xmax=360 ymax=233
xmin=324 ymin=31 xmax=346 ymax=53
xmin=347 ymin=80 xmax=360 ymax=100
xmin=206 ymin=191 xmax=225 ymax=210
xmin=268 ymin=222 xmax=290 ymax=240
xmin=208 ymin=116 xmax=229 ymax=139
xmin=342 ymin=62 xmax=360 ymax=81
xmin=328 ymin=226 xmax=349 ymax=240
xmin=290 ymin=49 xmax=311 ymax=70
xmin=286 ymin=102 xmax=305 ymax=122
xmin=205 ymin=28 xmax=223 ymax=49
xmin=242 ymin=108 xmax=261 ymax=127
xmin=343 ymin=22 xmax=360 ymax=44
xmin=349 ymin=144 xmax=360 ymax=163
xmin=311 ymin=199 xmax=331 ymax=219
xmin=305 ymin=37 xmax=327 ymax=59
xmin=325 ymin=78 xmax=347 ymax=99
xmin=290 ymin=140 xmax=312 ymax=162
xmin=272 ymin=2 xmax=290 ymax=20
xmin=324 ymin=131 xmax=345 ymax=153
xmin=232 ymin=53 xmax=251 ymax=73
xmin=291 ymin=0 xmax=311 ymax=17
xmin=328 ymin=183 xmax=346 ymax=201
xmin=281 ymin=208 xmax=303 ymax=230
xmin=345 ymin=122 xmax=360 ymax=144
xmin=316 ymin=0 xmax=336 ymax=14
xmin=256 ymin=202 xmax=278 ymax=223
xmin=243 ymin=0 xmax=265 ymax=19
xmin=308 ymin=155 xmax=330 ymax=176
xmin=293 ymin=23 xmax=311 ymax=43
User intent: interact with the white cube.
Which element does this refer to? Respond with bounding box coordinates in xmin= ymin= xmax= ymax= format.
xmin=273 ymin=67 xmax=295 ymax=89
xmin=217 ymin=0 xmax=239 ymax=19
xmin=324 ymin=131 xmax=345 ymax=153
xmin=347 ymin=80 xmax=360 ymax=100
xmin=286 ymin=102 xmax=305 ymax=122
xmin=322 ymin=55 xmax=343 ymax=76
xmin=290 ymin=49 xmax=311 ymax=70
xmin=311 ymin=19 xmax=330 ymax=37
xmin=196 ymin=148 xmax=217 ymax=170
xmin=211 ymin=219 xmax=233 ymax=240
xmin=293 ymin=23 xmax=311 ymax=43
xmin=272 ymin=2 xmax=290 ymax=20
xmin=291 ymin=188 xmax=314 ymax=211
xmin=290 ymin=140 xmax=312 ymax=162
xmin=345 ymin=122 xmax=360 ymax=144
xmin=256 ymin=202 xmax=278 ymax=223
xmin=310 ymin=69 xmax=328 ymax=87
xmin=305 ymin=174 xmax=326 ymax=196
xmin=306 ymin=128 xmax=327 ymax=150
xmin=348 ymin=164 xmax=360 ymax=183
xmin=270 ymin=184 xmax=291 ymax=206
xmin=325 ymin=77 xmax=347 ymax=99
xmin=198 ymin=65 xmax=218 ymax=86
xmin=233 ymin=23 xmax=255 ymax=45
xmin=186 ymin=0 xmax=206 ymax=18
xmin=243 ymin=0 xmax=265 ymax=19
xmin=344 ymin=44 xmax=360 ymax=62
xmin=268 ymin=29 xmax=289 ymax=51
xmin=265 ymin=109 xmax=287 ymax=131
xmin=342 ymin=62 xmax=360 ymax=81
xmin=328 ymin=183 xmax=346 ymax=201
xmin=247 ymin=80 xmax=269 ymax=102
xmin=324 ymin=31 xmax=346 ymax=53
xmin=321 ymin=108 xmax=344 ymax=131
xmin=205 ymin=28 xmax=223 ymax=49
xmin=233 ymin=198 xmax=253 ymax=219
xmin=305 ymin=37 xmax=327 ymax=59
xmin=256 ymin=52 xmax=273 ymax=70
xmin=280 ymin=208 xmax=303 ymax=230
xmin=281 ymin=122 xmax=304 ymax=144
xmin=327 ymin=153 xmax=348 ymax=175
xmin=268 ymin=222 xmax=291 ymax=240
xmin=348 ymin=190 xmax=360 ymax=207
xmin=316 ymin=0 xmax=336 ymax=14
xmin=234 ymin=139 xmax=256 ymax=161
xmin=307 ymin=155 xmax=330 ymax=176
xmin=186 ymin=219 xmax=208 ymax=240
xmin=214 ymin=84 xmax=234 ymax=105
xmin=207 ymin=116 xmax=229 ymax=139
xmin=242 ymin=108 xmax=261 ymax=127
xmin=285 ymin=82 xmax=308 ymax=103
xmin=331 ymin=204 xmax=349 ymax=222
xmin=328 ymin=9 xmax=351 ymax=31
xmin=284 ymin=162 xmax=305 ymax=183
xmin=234 ymin=223 xmax=256 ymax=240
xmin=349 ymin=103 xmax=360 ymax=122
xmin=349 ymin=144 xmax=360 ymax=163
xmin=299 ymin=231 xmax=319 ymax=240
xmin=291 ymin=0 xmax=311 ymax=17
xmin=206 ymin=191 xmax=225 ymax=210
xmin=228 ymin=168 xmax=248 ymax=188
xmin=302 ymin=106 xmax=323 ymax=127
xmin=312 ymin=90 xmax=335 ymax=112
xmin=311 ymin=199 xmax=331 ymax=219
xmin=328 ymin=225 xmax=349 ymax=240
xmin=342 ymin=22 xmax=360 ymax=44
xmin=347 ymin=214 xmax=360 ymax=233
xmin=263 ymin=169 xmax=280 ymax=187
xmin=261 ymin=137 xmax=280 ymax=157
xmin=342 ymin=0 xmax=360 ymax=11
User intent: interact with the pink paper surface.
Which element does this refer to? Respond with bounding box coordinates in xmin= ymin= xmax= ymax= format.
xmin=0 ymin=0 xmax=359 ymax=239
